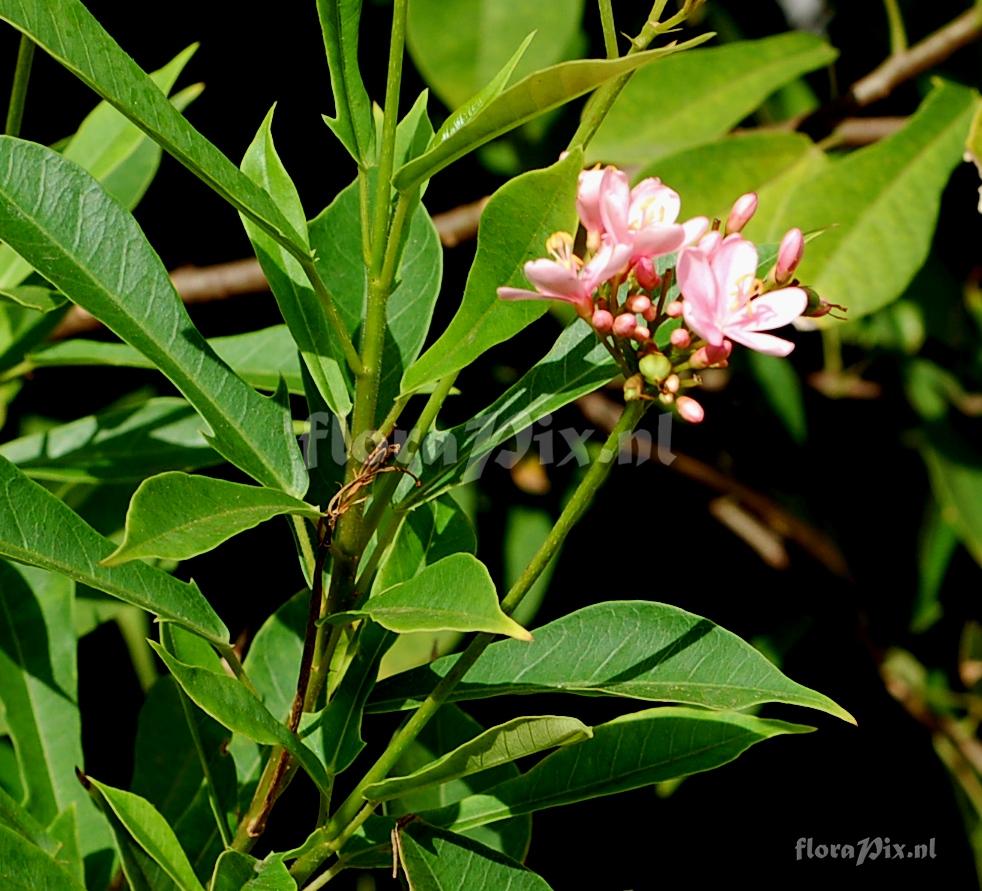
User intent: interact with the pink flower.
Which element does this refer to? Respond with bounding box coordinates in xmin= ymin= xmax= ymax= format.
xmin=599 ymin=169 xmax=690 ymax=262
xmin=677 ymin=237 xmax=807 ymax=358
xmin=774 ymin=227 xmax=804 ymax=284
xmin=497 ymin=232 xmax=630 ymax=318
xmin=725 ymin=192 xmax=758 ymax=235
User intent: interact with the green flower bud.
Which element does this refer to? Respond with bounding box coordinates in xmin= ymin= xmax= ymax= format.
xmin=639 ymin=352 xmax=672 ymax=385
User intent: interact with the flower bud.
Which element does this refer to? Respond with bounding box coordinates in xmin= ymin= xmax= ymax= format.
xmin=665 ymin=300 xmax=684 ymax=318
xmin=632 ymin=326 xmax=651 ymax=343
xmin=669 ymin=328 xmax=691 ymax=349
xmin=639 ymin=352 xmax=672 ymax=384
xmin=642 ymin=304 xmax=658 ymax=322
xmin=725 ymin=192 xmax=758 ymax=234
xmin=800 ymin=286 xmax=848 ymax=320
xmin=623 ymin=374 xmax=645 ymax=402
xmin=626 ymin=293 xmax=651 ymax=314
xmin=774 ymin=227 xmax=804 ymax=284
xmin=663 ymin=373 xmax=680 ymax=394
xmin=690 ymin=341 xmax=732 ymax=369
xmin=634 ymin=256 xmax=661 ymax=291
xmin=676 ymin=395 xmax=705 ymax=424
xmin=591 ymin=308 xmax=614 ymax=334
xmin=612 ymin=313 xmax=637 ymax=337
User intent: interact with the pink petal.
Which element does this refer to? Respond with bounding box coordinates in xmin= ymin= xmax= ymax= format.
xmin=582 ymin=240 xmax=631 ymax=289
xmin=678 ymin=248 xmax=724 ymax=346
xmin=683 ymin=297 xmax=724 ymax=347
xmin=724 ymin=325 xmax=796 ymax=357
xmin=631 ymin=225 xmax=686 ymax=260
xmin=523 ymin=259 xmax=583 ymax=299
xmin=713 ymin=237 xmax=758 ymax=305
xmin=498 ymin=286 xmax=552 ymax=302
xmin=576 ymin=167 xmax=607 ymax=233
xmin=599 ymin=168 xmax=632 ymax=243
xmin=744 ymin=287 xmax=808 ymax=330
xmin=682 ymin=216 xmax=710 ymax=246
xmin=630 ymin=180 xmax=681 ymax=226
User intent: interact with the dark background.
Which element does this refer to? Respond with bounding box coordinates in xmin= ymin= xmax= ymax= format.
xmin=2 ymin=1 xmax=981 ymax=888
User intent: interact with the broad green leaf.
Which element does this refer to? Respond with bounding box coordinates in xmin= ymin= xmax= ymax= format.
xmin=407 ymin=0 xmax=583 ymax=110
xmin=922 ymin=430 xmax=982 ymax=568
xmin=406 ymin=321 xmax=616 ymax=503
xmin=0 ymin=285 xmax=66 ymax=313
xmin=0 ymin=138 xmax=308 ymax=495
xmin=420 ymin=708 xmax=812 ymax=831
xmin=316 ymin=0 xmax=374 ymax=162
xmin=45 ymin=808 xmax=83 ymax=886
xmin=366 ymin=715 xmax=590 ymax=802
xmin=912 ymin=502 xmax=957 ymax=633
xmin=0 ymin=784 xmax=60 ymax=855
xmin=397 ymin=822 xmax=553 ymax=891
xmin=210 ymin=851 xmax=294 ymax=890
xmin=329 ymin=554 xmax=531 ymax=640
xmin=0 ymin=822 xmax=85 ymax=891
xmin=0 ymin=303 xmax=66 ymax=374
xmin=85 ymin=778 xmax=204 ymax=891
xmin=639 ymin=131 xmax=820 ymax=222
xmin=104 ymin=472 xmax=320 ymax=566
xmin=401 ymin=150 xmax=582 ymax=394
xmin=745 ymin=351 xmax=807 ymax=444
xmin=394 ymin=41 xmax=711 ymax=189
xmin=308 ymin=178 xmax=442 ymax=414
xmin=0 ymin=398 xmax=218 ymax=483
xmin=755 ymin=81 xmax=978 ymax=320
xmin=0 ymin=0 xmax=306 ymax=252
xmin=0 ymin=563 xmax=111 ymax=874
xmin=0 ymin=454 xmax=228 ymax=644
xmin=150 ymin=643 xmax=331 ymax=794
xmin=30 ymin=326 xmax=305 ymax=395
xmin=589 ymin=33 xmax=838 ymax=166
xmin=370 ymin=600 xmax=854 ymax=722
xmin=132 ymin=677 xmax=235 ymax=881
xmin=241 ymin=109 xmax=352 ymax=418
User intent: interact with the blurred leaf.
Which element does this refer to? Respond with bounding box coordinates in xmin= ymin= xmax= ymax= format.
xmin=912 ymin=502 xmax=957 ymax=633
xmin=104 ymin=472 xmax=320 ymax=566
xmin=0 ymin=454 xmax=229 ymax=644
xmin=31 ymin=326 xmax=306 ymax=395
xmin=745 ymin=351 xmax=807 ymax=443
xmin=328 ymin=554 xmax=531 ymax=640
xmin=589 ymin=33 xmax=837 ymax=166
xmin=407 ymin=0 xmax=583 ymax=109
xmin=0 ymin=822 xmax=85 ymax=891
xmin=504 ymin=507 xmax=557 ymax=629
xmin=397 ymin=822 xmax=553 ymax=891
xmin=366 ymin=715 xmax=590 ymax=802
xmin=420 ymin=708 xmax=812 ymax=831
xmin=922 ymin=431 xmax=982 ymax=568
xmin=756 ymin=81 xmax=978 ymax=321
xmin=0 ymin=139 xmax=308 ymax=496
xmin=0 ymin=398 xmax=218 ymax=484
xmin=370 ymin=600 xmax=854 ymax=722
xmin=241 ymin=109 xmax=353 ymax=418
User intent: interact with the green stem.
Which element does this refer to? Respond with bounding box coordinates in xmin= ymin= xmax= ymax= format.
xmin=291 ymin=402 xmax=648 ymax=882
xmin=822 ymin=327 xmax=843 ymax=376
xmin=883 ymin=0 xmax=909 ymax=55
xmin=299 ymin=257 xmax=364 ymax=376
xmin=598 ymin=0 xmax=619 ymax=59
xmin=5 ymin=36 xmax=35 ymax=137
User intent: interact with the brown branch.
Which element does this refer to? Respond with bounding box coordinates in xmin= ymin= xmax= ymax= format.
xmin=829 ymin=115 xmax=907 ymax=146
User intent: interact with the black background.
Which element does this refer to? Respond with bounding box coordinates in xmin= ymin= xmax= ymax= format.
xmin=2 ymin=1 xmax=981 ymax=889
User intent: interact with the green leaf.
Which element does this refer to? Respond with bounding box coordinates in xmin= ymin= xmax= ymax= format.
xmin=0 ymin=398 xmax=219 ymax=483
xmin=401 ymin=150 xmax=582 ymax=394
xmin=366 ymin=715 xmax=590 ymax=802
xmin=241 ymin=109 xmax=352 ymax=418
xmin=589 ymin=33 xmax=838 ymax=167
xmin=0 ymin=784 xmax=60 ymax=855
xmin=0 ymin=823 xmax=85 ymax=891
xmin=150 ymin=643 xmax=331 ymax=794
xmin=503 ymin=507 xmax=556 ymax=629
xmin=922 ymin=430 xmax=982 ymax=569
xmin=638 ymin=131 xmax=820 ymax=222
xmin=329 ymin=554 xmax=531 ymax=641
xmin=0 ymin=137 xmax=308 ymax=495
xmin=745 ymin=351 xmax=807 ymax=443
xmin=397 ymin=822 xmax=553 ymax=891
xmin=912 ymin=502 xmax=957 ymax=633
xmin=308 ymin=178 xmax=443 ymax=414
xmin=0 ymin=285 xmax=66 ymax=313
xmin=406 ymin=322 xmax=616 ymax=503
xmin=0 ymin=454 xmax=228 ymax=644
xmin=0 ymin=303 xmax=66 ymax=374
xmin=754 ymin=80 xmax=978 ymax=321
xmin=85 ymin=777 xmax=205 ymax=891
xmin=370 ymin=599 xmax=854 ymax=722
xmin=407 ymin=0 xmax=583 ymax=110
xmin=394 ymin=41 xmax=711 ymax=189
xmin=0 ymin=0 xmax=306 ymax=253
xmin=30 ymin=326 xmax=306 ymax=395
xmin=316 ymin=0 xmax=374 ymax=162
xmin=420 ymin=708 xmax=812 ymax=831
xmin=104 ymin=472 xmax=320 ymax=566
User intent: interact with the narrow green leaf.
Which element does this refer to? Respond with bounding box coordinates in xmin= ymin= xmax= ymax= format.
xmin=745 ymin=351 xmax=807 ymax=443
xmin=503 ymin=507 xmax=556 ymax=629
xmin=394 ymin=41 xmax=710 ymax=189
xmin=0 ymin=784 xmax=60 ymax=855
xmin=922 ymin=430 xmax=982 ymax=568
xmin=912 ymin=502 xmax=957 ymax=633
xmin=329 ymin=554 xmax=531 ymax=641
xmin=0 ymin=303 xmax=65 ymax=375
xmin=150 ymin=644 xmax=331 ymax=794
xmin=0 ymin=138 xmax=308 ymax=495
xmin=241 ymin=108 xmax=352 ymax=418
xmin=589 ymin=33 xmax=838 ymax=166
xmin=44 ymin=807 xmax=84 ymax=887
xmin=0 ymin=285 xmax=66 ymax=313
xmin=755 ymin=80 xmax=978 ymax=320
xmin=370 ymin=600 xmax=854 ymax=722
xmin=366 ymin=716 xmax=590 ymax=802
xmin=0 ymin=822 xmax=85 ymax=891
xmin=397 ymin=822 xmax=553 ymax=891
xmin=401 ymin=150 xmax=582 ymax=394
xmin=0 ymin=0 xmax=306 ymax=252
xmin=104 ymin=472 xmax=320 ymax=566
xmin=0 ymin=398 xmax=218 ymax=483
xmin=30 ymin=326 xmax=306 ymax=395
xmin=421 ymin=708 xmax=812 ymax=831
xmin=0 ymin=454 xmax=229 ymax=644
xmin=86 ymin=777 xmax=205 ymax=891
xmin=210 ymin=851 xmax=296 ymax=890
xmin=316 ymin=0 xmax=374 ymax=162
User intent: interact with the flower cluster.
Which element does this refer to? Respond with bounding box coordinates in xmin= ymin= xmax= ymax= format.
xmin=498 ymin=164 xmax=842 ymax=423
